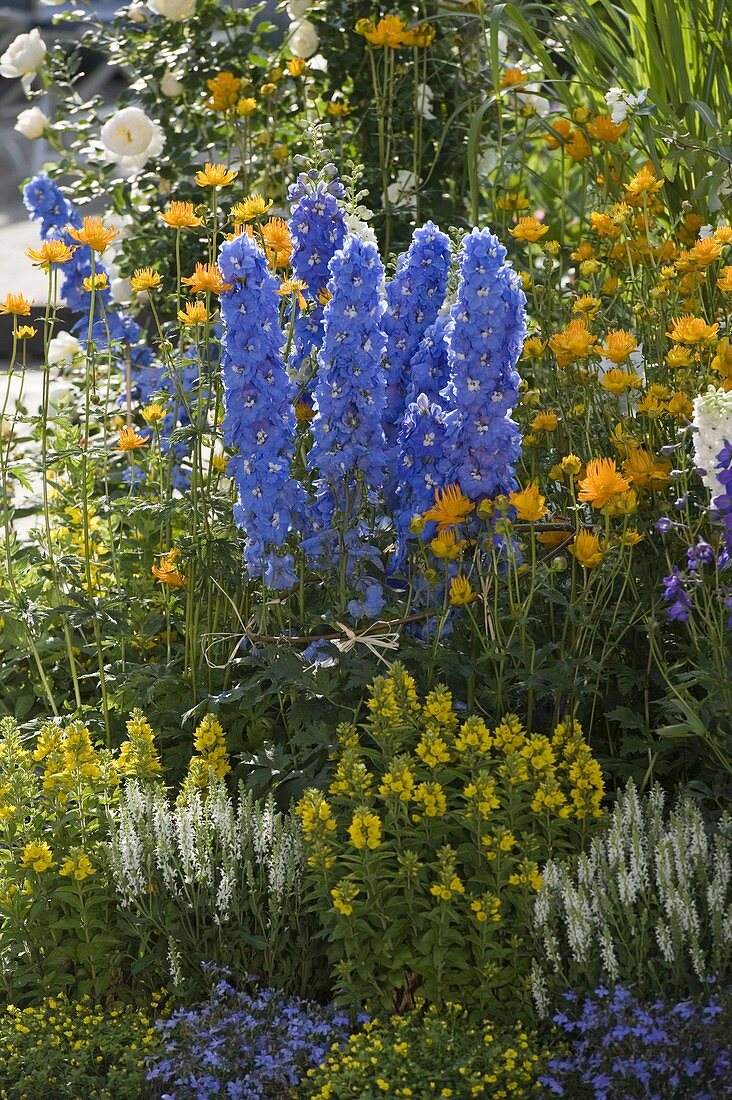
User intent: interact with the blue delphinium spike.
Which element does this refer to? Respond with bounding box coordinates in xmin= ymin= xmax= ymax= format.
xmin=405 ymin=314 xmax=451 ymax=405
xmin=219 ymin=232 xmax=304 ymax=588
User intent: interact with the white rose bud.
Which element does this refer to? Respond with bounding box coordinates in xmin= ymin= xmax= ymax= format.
xmin=47 ymin=332 xmax=81 ymax=366
xmin=15 ymin=106 xmax=50 ymax=139
xmin=287 ymin=0 xmax=311 ymax=16
xmin=0 ymin=28 xmax=46 ymax=88
xmin=100 ymin=106 xmax=166 ymax=175
xmin=160 ymin=70 xmax=184 ymax=97
xmin=147 ymin=0 xmax=196 ymax=19
xmin=288 ymin=19 xmax=319 ymax=59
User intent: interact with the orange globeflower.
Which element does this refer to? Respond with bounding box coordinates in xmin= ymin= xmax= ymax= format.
xmin=206 ymin=71 xmax=241 ymax=112
xmin=0 ymin=292 xmax=33 ymax=316
xmin=160 ymin=201 xmax=204 ymax=229
xmin=711 ymin=338 xmax=732 ymax=389
xmin=118 ymin=425 xmax=148 ymax=452
xmin=600 ymin=369 xmax=642 ymax=396
xmin=449 ymin=576 xmax=476 ymax=606
xmin=718 ymin=266 xmax=732 ymax=293
xmin=231 ymin=195 xmax=273 ymax=223
xmin=666 ymin=346 xmax=694 ymax=369
xmin=509 ymin=217 xmax=549 ymax=244
xmin=586 ymin=115 xmax=628 ymax=142
xmin=423 ymin=484 xmax=474 ymax=532
xmin=601 ymin=330 xmax=637 ymax=365
xmin=624 ymin=167 xmax=663 ymax=204
xmin=131 ymin=268 xmax=163 ymax=293
xmin=16 ymin=325 xmax=37 ymax=339
xmin=565 ymin=131 xmax=591 ymax=162
xmin=26 ymin=239 xmax=75 ymax=269
xmin=531 ymin=411 xmax=558 ymax=432
xmin=82 ymin=273 xmax=108 ymax=292
xmin=67 ymin=216 xmax=119 ymax=254
xmin=509 ymin=483 xmax=547 ymax=522
xmin=181 ymin=262 xmax=231 ymax=295
xmin=577 ymin=458 xmax=630 ymax=509
xmin=152 ymin=549 xmax=187 ymax=587
xmin=545 ymin=118 xmax=572 ymax=149
xmin=570 ymin=530 xmax=604 ymax=568
xmin=278 ymin=278 xmax=308 ymax=310
xmin=195 ymin=163 xmax=238 ymax=188
xmin=430 ymin=529 xmax=465 ymax=560
xmin=402 ymin=22 xmax=436 ymax=46
xmin=178 ymin=301 xmax=212 ymax=326
xmin=549 ymin=320 xmax=598 ymax=367
xmin=572 ymin=295 xmax=602 ymax=318
xmin=589 ymin=212 xmax=622 ymax=240
xmin=623 ymin=448 xmax=671 ymax=489
xmin=666 ymin=315 xmax=719 ymax=345
xmin=356 ymin=14 xmax=409 ymax=47
xmin=260 ymin=217 xmax=292 ymax=269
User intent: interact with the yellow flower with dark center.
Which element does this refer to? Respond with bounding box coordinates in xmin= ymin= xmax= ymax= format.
xmin=509 ymin=483 xmax=547 ymax=522
xmin=181 ymin=262 xmax=230 ymax=295
xmin=82 ymin=273 xmax=108 ymax=292
xmin=278 ymin=278 xmax=308 ymax=310
xmin=131 ymin=268 xmax=163 ymax=293
xmin=624 ymin=166 xmax=663 ymax=203
xmin=449 ymin=575 xmax=476 ymax=606
xmin=423 ymin=484 xmax=474 ymax=532
xmin=549 ymin=319 xmax=598 ymax=367
xmin=667 ymin=315 xmax=719 ymax=344
xmin=586 ymin=115 xmax=627 ymax=142
xmin=117 ymin=425 xmax=149 ymax=452
xmin=531 ymin=410 xmax=558 ymax=432
xmin=21 ymin=840 xmax=54 ymax=873
xmin=577 ymin=458 xmax=630 ymax=509
xmin=178 ymin=300 xmax=211 ymax=326
xmin=509 ymin=216 xmax=549 ymax=243
xmin=601 ymin=330 xmax=637 ymax=364
xmin=0 ymin=292 xmax=33 ymax=316
xmin=152 ymin=548 xmax=186 ymax=587
xmin=206 ymin=71 xmax=241 ymax=112
xmin=260 ymin=217 xmax=292 ymax=269
xmin=195 ymin=162 xmax=238 ymax=188
xmin=26 ymin=239 xmax=75 ymax=269
xmin=236 ymin=97 xmax=257 ymax=116
xmin=231 ymin=195 xmax=273 ymax=224
xmin=159 ymin=201 xmax=204 ymax=229
xmin=67 ymin=216 xmax=119 ymax=254
xmin=430 ymin=530 xmax=465 ymax=560
xmin=569 ymin=530 xmax=604 ymax=568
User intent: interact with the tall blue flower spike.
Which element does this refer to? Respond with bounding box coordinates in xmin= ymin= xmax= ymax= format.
xmin=405 ymin=314 xmax=451 ymax=405
xmin=287 ymin=171 xmax=347 ymax=386
xmin=381 ymin=222 xmax=451 ymax=450
xmin=394 ymin=393 xmax=455 ymax=554
xmin=442 ymin=227 xmax=526 ymax=498
xmin=219 ymin=232 xmax=304 ymax=589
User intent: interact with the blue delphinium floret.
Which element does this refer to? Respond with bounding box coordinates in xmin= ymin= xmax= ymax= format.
xmin=382 ymin=221 xmax=451 ymax=451
xmin=441 ymin=227 xmax=526 ymax=498
xmin=287 ymin=176 xmax=347 ymax=383
xmin=219 ymin=232 xmax=304 ymax=588
xmin=308 ymin=233 xmax=387 ymax=528
xmin=394 ymin=393 xmax=455 ymax=551
xmin=406 ymin=315 xmax=451 ymax=405
xmin=540 ymin=984 xmax=732 ymax=1099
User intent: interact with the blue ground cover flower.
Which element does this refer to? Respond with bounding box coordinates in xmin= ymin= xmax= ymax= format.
xmin=219 ymin=231 xmax=304 ymax=588
xmin=541 ymin=984 xmax=732 ymax=1099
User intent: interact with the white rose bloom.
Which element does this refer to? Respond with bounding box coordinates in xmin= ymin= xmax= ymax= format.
xmin=288 ymin=19 xmax=319 ymax=59
xmin=387 ymin=170 xmax=418 ymax=211
xmin=0 ymin=28 xmax=46 ymax=89
xmin=307 ymin=53 xmax=328 ymax=71
xmin=47 ymin=332 xmax=81 ymax=366
xmin=15 ymin=106 xmax=50 ymax=139
xmin=101 ymin=106 xmax=165 ymax=174
xmin=692 ymin=387 xmax=732 ymax=497
xmin=160 ymin=70 xmax=185 ymax=97
xmin=147 ymin=0 xmax=195 ymax=19
xmin=128 ymin=3 xmax=147 ymax=21
xmin=287 ymin=0 xmax=310 ymax=16
xmin=605 ymin=86 xmax=647 ymax=124
xmin=416 ymin=82 xmax=435 ymax=121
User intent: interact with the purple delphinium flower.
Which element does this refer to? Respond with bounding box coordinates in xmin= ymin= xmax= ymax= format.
xmin=441 ymin=227 xmax=526 ymax=498
xmin=393 ymin=392 xmax=455 ymax=554
xmin=405 ymin=315 xmax=451 ymax=406
xmin=219 ymin=232 xmax=304 ymax=588
xmin=662 ymin=566 xmax=694 ymax=623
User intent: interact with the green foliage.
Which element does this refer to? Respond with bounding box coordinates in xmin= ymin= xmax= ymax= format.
xmin=531 ymin=782 xmax=732 ymax=1013
xmin=108 ymin=780 xmax=328 ymax=1000
xmin=0 ymin=992 xmax=162 ymax=1100
xmin=296 ymin=663 xmax=605 ymax=1020
xmin=303 ymin=1004 xmax=541 ymax=1099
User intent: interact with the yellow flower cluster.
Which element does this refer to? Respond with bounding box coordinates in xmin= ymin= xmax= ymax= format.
xmin=182 ymin=714 xmax=231 ymax=791
xmin=117 ymin=710 xmax=162 ymax=781
xmin=32 ymin=721 xmax=112 ymax=804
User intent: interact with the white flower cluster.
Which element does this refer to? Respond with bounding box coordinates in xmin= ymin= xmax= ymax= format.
xmin=287 ymin=0 xmax=320 ymax=60
xmin=692 ymin=385 xmax=732 ymax=497
xmin=605 ymin=86 xmax=648 ymax=123
xmin=108 ymin=781 xmax=305 ymax=985
xmin=531 ymin=782 xmax=732 ymax=1015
